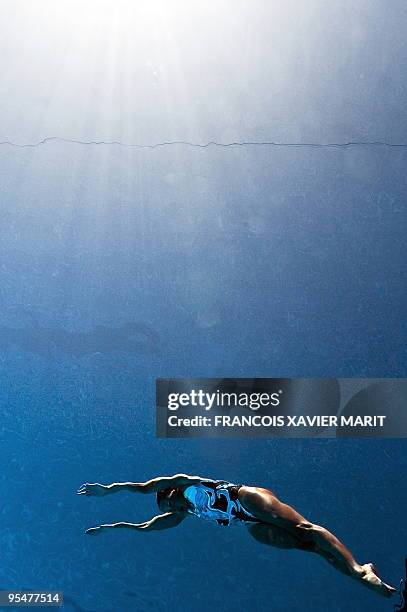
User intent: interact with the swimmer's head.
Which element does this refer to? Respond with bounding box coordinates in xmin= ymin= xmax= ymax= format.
xmin=156 ymin=487 xmax=188 ymax=512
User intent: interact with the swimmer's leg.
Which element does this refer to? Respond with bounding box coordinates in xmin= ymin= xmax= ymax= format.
xmin=247 ymin=522 xmax=354 ymax=577
xmin=86 ymin=512 xmax=187 ymax=534
xmin=247 ymin=522 xmax=308 ymax=550
xmin=239 ymin=486 xmax=395 ymax=598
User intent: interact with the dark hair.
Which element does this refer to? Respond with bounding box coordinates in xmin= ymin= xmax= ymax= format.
xmin=156 ymin=487 xmax=171 ymax=510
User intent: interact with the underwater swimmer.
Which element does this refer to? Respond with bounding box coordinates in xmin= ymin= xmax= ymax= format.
xmin=78 ymin=473 xmax=395 ymax=598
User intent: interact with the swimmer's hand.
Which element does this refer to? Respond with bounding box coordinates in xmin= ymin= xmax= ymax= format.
xmin=85 ymin=526 xmax=103 ymax=535
xmin=77 ymin=483 xmax=110 ymax=496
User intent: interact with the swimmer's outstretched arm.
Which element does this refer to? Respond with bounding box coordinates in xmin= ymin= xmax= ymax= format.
xmin=85 ymin=511 xmax=188 ymax=535
xmin=78 ymin=474 xmax=212 ymax=497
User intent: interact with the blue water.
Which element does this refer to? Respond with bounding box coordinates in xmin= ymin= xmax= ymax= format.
xmin=0 ymin=144 xmax=405 ymax=612
xmin=1 ymin=2 xmax=407 ymax=610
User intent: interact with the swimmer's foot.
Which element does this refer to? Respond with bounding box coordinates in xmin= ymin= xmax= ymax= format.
xmin=85 ymin=526 xmax=103 ymax=535
xmin=360 ymin=563 xmax=396 ymax=597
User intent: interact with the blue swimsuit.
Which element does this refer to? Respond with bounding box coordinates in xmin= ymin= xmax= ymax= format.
xmin=182 ymin=481 xmax=258 ymax=527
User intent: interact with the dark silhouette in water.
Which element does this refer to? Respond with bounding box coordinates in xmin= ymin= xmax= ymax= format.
xmin=394 ymin=559 xmax=407 ymax=611
xmin=0 ymin=320 xmax=158 ymax=358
